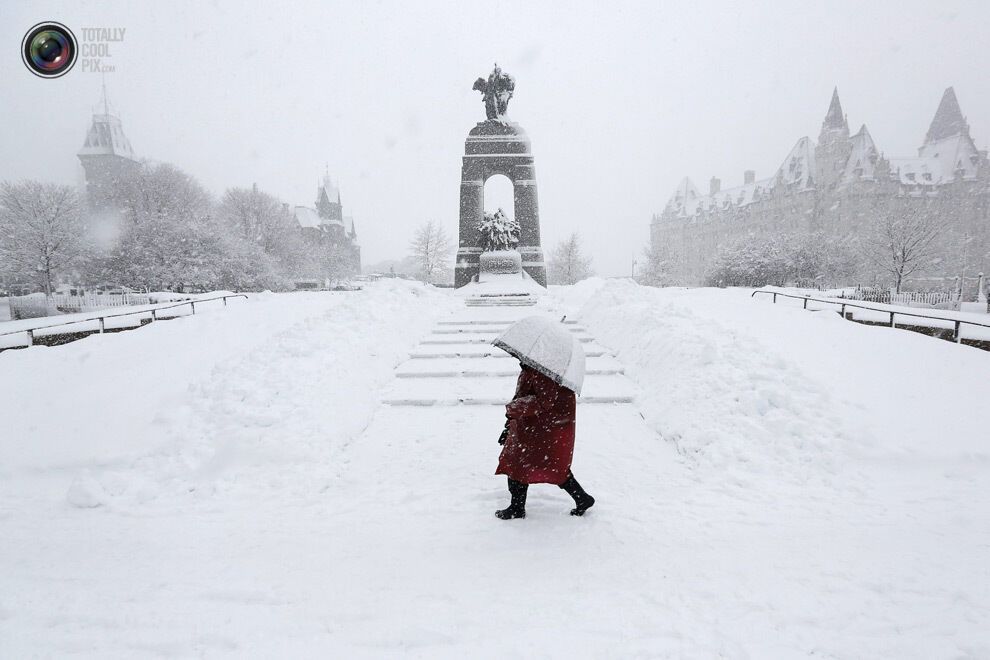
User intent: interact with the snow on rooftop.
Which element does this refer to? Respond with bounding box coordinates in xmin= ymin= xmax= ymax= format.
xmin=840 ymin=125 xmax=879 ymax=183
xmin=293 ymin=205 xmax=322 ymax=229
xmin=77 ymin=113 xmax=136 ymax=161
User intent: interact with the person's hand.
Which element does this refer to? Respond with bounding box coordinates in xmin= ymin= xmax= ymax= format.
xmin=498 ymin=428 xmax=508 ymax=445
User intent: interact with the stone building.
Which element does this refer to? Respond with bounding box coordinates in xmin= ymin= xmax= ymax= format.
xmin=290 ymin=173 xmax=361 ymax=287
xmin=652 ymin=87 xmax=990 ymax=291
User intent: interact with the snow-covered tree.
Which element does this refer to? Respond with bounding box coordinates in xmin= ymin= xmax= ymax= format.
xmin=476 ymin=208 xmax=519 ymax=252
xmin=548 ymin=233 xmax=594 ymax=285
xmin=0 ymin=181 xmax=84 ymax=296
xmin=862 ymin=205 xmax=941 ymax=292
xmin=93 ymin=162 xmax=217 ymax=290
xmin=638 ymin=242 xmax=669 ymax=287
xmin=218 ymin=186 xmax=294 ymax=255
xmin=705 ymin=232 xmax=858 ymax=288
xmin=409 ymin=220 xmax=452 ymax=284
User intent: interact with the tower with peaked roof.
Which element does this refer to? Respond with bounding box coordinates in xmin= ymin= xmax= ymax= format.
xmin=652 ymin=87 xmax=990 ymax=291
xmin=288 ymin=171 xmax=361 ymax=287
xmin=77 ymin=83 xmax=139 ymax=213
xmin=816 ymin=88 xmax=853 ymax=191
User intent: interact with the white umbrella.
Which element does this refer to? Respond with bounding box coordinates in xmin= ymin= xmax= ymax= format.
xmin=492 ymin=316 xmax=586 ymax=395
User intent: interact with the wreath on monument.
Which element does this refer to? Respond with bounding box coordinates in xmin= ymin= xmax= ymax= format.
xmin=476 ymin=209 xmax=520 ymax=252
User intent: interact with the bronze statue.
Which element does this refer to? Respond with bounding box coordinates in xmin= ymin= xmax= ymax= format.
xmin=473 ymin=64 xmax=516 ymax=122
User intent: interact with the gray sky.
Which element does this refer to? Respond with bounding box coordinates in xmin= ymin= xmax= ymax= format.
xmin=1 ymin=0 xmax=988 ymax=276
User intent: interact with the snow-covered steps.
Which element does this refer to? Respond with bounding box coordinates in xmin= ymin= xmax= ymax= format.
xmin=381 ymin=373 xmax=635 ymax=406
xmin=464 ymin=296 xmax=537 ymax=307
xmin=382 ymin=303 xmax=636 ymax=407
xmin=421 ymin=334 xmax=595 ymax=345
xmin=436 ymin=319 xmax=580 ymax=326
xmin=431 ymin=325 xmax=588 ymax=335
xmin=395 ymin=355 xmax=625 ymax=378
xmin=408 ymin=344 xmax=613 ymax=359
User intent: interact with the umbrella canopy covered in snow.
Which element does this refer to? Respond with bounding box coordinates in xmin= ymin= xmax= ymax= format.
xmin=493 ymin=316 xmax=586 ymax=394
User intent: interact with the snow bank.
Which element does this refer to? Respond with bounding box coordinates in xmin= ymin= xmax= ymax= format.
xmin=578 ymin=281 xmax=990 ymax=478
xmin=0 ymin=281 xmax=455 ymax=498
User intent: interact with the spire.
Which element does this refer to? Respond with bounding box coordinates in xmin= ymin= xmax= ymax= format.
xmin=100 ymin=73 xmax=110 ymax=116
xmin=78 ymin=81 xmax=135 ymax=161
xmin=818 ymin=86 xmax=850 ymax=149
xmin=925 ymin=87 xmax=969 ymax=143
xmin=823 ymin=87 xmax=846 ymax=130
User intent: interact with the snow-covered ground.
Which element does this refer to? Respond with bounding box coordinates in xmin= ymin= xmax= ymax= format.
xmin=1 ymin=280 xmax=988 ymax=657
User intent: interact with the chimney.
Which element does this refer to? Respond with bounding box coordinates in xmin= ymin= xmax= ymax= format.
xmin=744 ymin=170 xmax=756 ymax=185
xmin=709 ymin=177 xmax=721 ymax=195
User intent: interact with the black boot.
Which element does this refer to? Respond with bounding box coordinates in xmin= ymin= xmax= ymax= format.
xmin=495 ymin=478 xmax=528 ymax=520
xmin=559 ymin=473 xmax=595 ymax=516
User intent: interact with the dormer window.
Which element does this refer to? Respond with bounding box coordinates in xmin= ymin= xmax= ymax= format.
xmin=906 ymin=172 xmax=916 ymax=182
xmin=922 ymin=172 xmax=932 ymax=182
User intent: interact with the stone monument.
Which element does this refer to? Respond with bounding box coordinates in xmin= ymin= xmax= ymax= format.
xmin=455 ymin=64 xmax=547 ymax=287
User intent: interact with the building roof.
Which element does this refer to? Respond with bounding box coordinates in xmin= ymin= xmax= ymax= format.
xmin=841 ymin=125 xmax=879 ymax=183
xmin=925 ymin=87 xmax=969 ymax=144
xmin=77 ymin=85 xmax=136 ymax=161
xmin=822 ymin=87 xmax=846 ymax=130
xmin=78 ymin=113 xmax=136 ymax=160
xmin=661 ymin=86 xmax=985 ymax=220
xmin=891 ymin=133 xmax=981 ymax=185
xmin=778 ymin=136 xmax=817 ymax=188
xmin=293 ymin=206 xmax=322 ymax=229
xmin=293 ymin=205 xmax=347 ymax=230
xmin=663 ymin=136 xmax=816 ymax=219
xmin=318 ymin=173 xmax=340 ymax=206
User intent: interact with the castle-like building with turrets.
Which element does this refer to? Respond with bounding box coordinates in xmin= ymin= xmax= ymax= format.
xmin=652 ymin=88 xmax=989 ymax=291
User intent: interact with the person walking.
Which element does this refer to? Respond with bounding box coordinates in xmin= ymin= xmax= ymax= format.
xmin=494 ymin=362 xmax=595 ymax=519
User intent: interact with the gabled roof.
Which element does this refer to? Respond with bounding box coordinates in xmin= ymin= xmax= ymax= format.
xmin=841 ymin=125 xmax=879 ymax=183
xmin=777 ymin=136 xmax=817 ymax=188
xmin=891 ymin=131 xmax=981 ymax=185
xmin=925 ymin=87 xmax=969 ymax=143
xmin=78 ymin=113 xmax=136 ymax=160
xmin=293 ymin=206 xmax=322 ymax=229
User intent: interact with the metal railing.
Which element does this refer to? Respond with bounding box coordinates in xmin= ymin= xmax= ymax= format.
xmin=0 ymin=293 xmax=248 ymax=347
xmin=751 ymin=289 xmax=990 ymax=344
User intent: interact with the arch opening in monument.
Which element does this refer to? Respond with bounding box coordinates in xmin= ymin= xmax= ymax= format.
xmin=483 ymin=174 xmax=515 ymax=222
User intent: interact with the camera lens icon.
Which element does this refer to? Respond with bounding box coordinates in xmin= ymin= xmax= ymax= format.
xmin=22 ymin=22 xmax=78 ymax=78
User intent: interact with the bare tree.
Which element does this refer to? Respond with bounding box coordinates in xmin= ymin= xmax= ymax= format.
xmin=409 ymin=220 xmax=452 ymax=284
xmin=547 ymin=232 xmax=594 ymax=285
xmin=0 ymin=181 xmax=84 ymax=296
xmin=863 ymin=205 xmax=941 ymax=292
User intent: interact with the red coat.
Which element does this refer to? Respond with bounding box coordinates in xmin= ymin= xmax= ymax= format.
xmin=495 ymin=366 xmax=576 ymax=485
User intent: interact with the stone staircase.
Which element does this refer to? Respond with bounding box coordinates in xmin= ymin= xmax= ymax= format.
xmin=381 ymin=306 xmax=636 ymax=406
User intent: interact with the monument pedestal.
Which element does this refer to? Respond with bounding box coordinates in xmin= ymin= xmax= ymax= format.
xmin=458 ymin=248 xmax=543 ymax=306
xmin=456 ymin=120 xmax=547 ymax=288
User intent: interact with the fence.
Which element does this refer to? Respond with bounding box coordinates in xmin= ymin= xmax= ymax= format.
xmin=752 ymin=289 xmax=990 ymax=345
xmin=0 ymin=293 xmax=248 ymax=349
xmin=8 ymin=292 xmax=197 ymax=320
xmin=841 ymin=287 xmax=958 ymax=307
